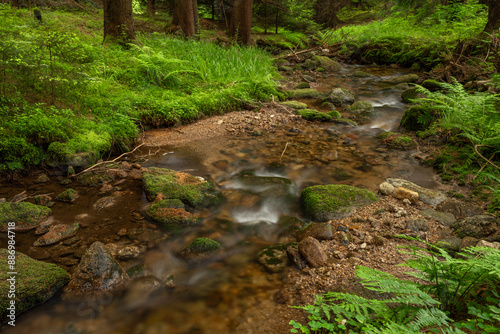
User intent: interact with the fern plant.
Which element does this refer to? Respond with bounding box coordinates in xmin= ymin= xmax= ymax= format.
xmin=289 ymin=239 xmax=500 ymax=333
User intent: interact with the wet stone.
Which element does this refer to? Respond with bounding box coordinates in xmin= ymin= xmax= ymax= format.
xmin=27 ymin=247 xmax=51 ymax=260
xmin=33 ymin=223 xmax=80 ymax=247
xmin=420 ymin=210 xmax=456 ymax=226
xmin=34 ymin=173 xmax=50 ymax=183
xmin=99 ymin=184 xmax=113 ymax=195
xmin=298 ymin=237 xmax=328 ymax=268
xmin=258 ymin=244 xmax=290 ymax=273
xmin=35 ymin=218 xmax=55 ymax=235
xmin=297 ymin=222 xmax=334 ymax=241
xmin=286 ymin=245 xmax=307 ymax=270
xmin=34 ymin=195 xmax=52 ymax=206
xmin=94 ymin=196 xmax=116 ymax=210
xmin=56 ymin=188 xmax=79 ymax=202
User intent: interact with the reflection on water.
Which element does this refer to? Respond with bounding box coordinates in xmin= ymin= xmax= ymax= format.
xmin=2 ymin=64 xmax=440 ymax=334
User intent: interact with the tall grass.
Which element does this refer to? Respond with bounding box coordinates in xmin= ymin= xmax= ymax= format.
xmin=0 ymin=6 xmax=279 ymax=171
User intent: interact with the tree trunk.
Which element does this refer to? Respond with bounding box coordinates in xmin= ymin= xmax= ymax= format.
xmin=103 ymin=0 xmax=135 ymax=43
xmin=481 ymin=0 xmax=500 ymax=33
xmin=10 ymin=0 xmax=19 ymax=8
xmin=175 ymin=0 xmax=199 ymax=37
xmin=229 ymin=0 xmax=253 ymax=45
xmin=147 ymin=0 xmax=155 ymax=17
xmin=314 ymin=0 xmax=349 ymax=28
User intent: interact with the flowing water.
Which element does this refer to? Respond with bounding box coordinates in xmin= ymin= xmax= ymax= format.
xmin=0 ymin=64 xmax=439 ymax=334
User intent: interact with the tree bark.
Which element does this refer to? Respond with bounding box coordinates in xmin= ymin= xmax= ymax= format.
xmin=175 ymin=0 xmax=199 ymax=37
xmin=314 ymin=0 xmax=349 ymax=28
xmin=229 ymin=0 xmax=253 ymax=45
xmin=103 ymin=0 xmax=136 ymax=43
xmin=147 ymin=0 xmax=156 ymax=17
xmin=481 ymin=0 xmax=500 ymax=33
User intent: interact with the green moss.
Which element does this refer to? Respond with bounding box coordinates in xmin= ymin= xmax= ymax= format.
xmin=311 ymin=55 xmax=341 ymax=72
xmin=0 ymin=202 xmax=51 ymax=232
xmin=76 ymin=172 xmax=112 ymax=187
xmin=400 ymin=105 xmax=433 ymax=131
xmin=393 ymin=135 xmax=417 ymax=149
xmin=288 ymin=88 xmax=320 ymax=99
xmin=142 ymin=167 xmax=222 ymax=208
xmin=0 ymin=249 xmax=69 ymax=322
xmin=401 ymin=87 xmax=419 ymax=103
xmin=297 ymin=109 xmax=336 ymax=122
xmin=182 ymin=237 xmax=222 ymax=255
xmin=294 ymin=82 xmax=310 ymax=89
xmin=55 ymin=188 xmax=78 ymax=202
xmin=301 ymin=185 xmax=378 ymax=221
xmin=279 ymin=101 xmax=308 ymax=109
xmin=348 ymin=101 xmax=374 ymax=117
xmin=421 ymin=79 xmax=443 ymax=92
xmin=377 ymin=131 xmax=396 ymax=140
xmin=146 ymin=201 xmax=198 ymax=228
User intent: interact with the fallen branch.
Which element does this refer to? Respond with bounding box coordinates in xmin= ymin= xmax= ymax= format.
xmin=72 ymin=143 xmax=145 ymax=178
xmin=473 ymin=145 xmax=500 ymax=179
xmin=280 ymin=142 xmax=289 ymax=161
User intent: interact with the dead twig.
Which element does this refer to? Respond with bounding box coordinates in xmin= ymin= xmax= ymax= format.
xmin=473 ymin=145 xmax=500 ymax=179
xmin=280 ymin=142 xmax=289 ymax=161
xmin=72 ymin=143 xmax=146 ymax=178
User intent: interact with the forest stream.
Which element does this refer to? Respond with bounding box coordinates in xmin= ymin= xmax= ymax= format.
xmin=0 ymin=64 xmax=444 ymax=334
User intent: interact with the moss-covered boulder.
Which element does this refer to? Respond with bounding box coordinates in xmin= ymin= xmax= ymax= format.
xmin=347 ymin=101 xmax=375 ymax=120
xmin=294 ymin=82 xmax=310 ymax=89
xmin=323 ymin=88 xmax=355 ymax=106
xmin=401 ymin=87 xmax=420 ymax=103
xmin=378 ymin=132 xmax=418 ymax=150
xmin=0 ymin=249 xmax=69 ymax=322
xmin=421 ymin=79 xmax=443 ymax=92
xmin=0 ymin=202 xmax=51 ymax=232
xmin=383 ymin=74 xmax=419 ymax=85
xmin=180 ymin=237 xmax=222 ymax=258
xmin=288 ymin=88 xmax=320 ymax=99
xmin=279 ymin=101 xmax=308 ymax=109
xmin=301 ymin=185 xmax=378 ymax=221
xmin=297 ymin=109 xmax=340 ymax=122
xmin=142 ymin=167 xmax=223 ymax=208
xmin=55 ymin=188 xmax=79 ymax=202
xmin=146 ymin=200 xmax=199 ymax=228
xmin=400 ymin=106 xmax=432 ymax=131
xmin=311 ymin=55 xmax=341 ymax=72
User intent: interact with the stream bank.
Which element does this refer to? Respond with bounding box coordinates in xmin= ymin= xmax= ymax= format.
xmin=1 ymin=60 xmax=497 ymax=334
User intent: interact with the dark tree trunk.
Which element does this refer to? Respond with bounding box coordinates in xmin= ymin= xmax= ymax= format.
xmin=314 ymin=0 xmax=349 ymax=28
xmin=10 ymin=0 xmax=19 ymax=8
xmin=103 ymin=0 xmax=135 ymax=43
xmin=147 ymin=0 xmax=155 ymax=17
xmin=175 ymin=0 xmax=199 ymax=37
xmin=229 ymin=0 xmax=253 ymax=45
xmin=481 ymin=0 xmax=500 ymax=33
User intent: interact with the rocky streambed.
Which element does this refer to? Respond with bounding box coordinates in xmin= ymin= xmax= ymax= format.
xmin=1 ymin=56 xmax=499 ymax=334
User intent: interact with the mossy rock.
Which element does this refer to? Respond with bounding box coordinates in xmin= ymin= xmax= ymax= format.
xmin=301 ymin=185 xmax=378 ymax=221
xmin=315 ymin=67 xmax=325 ymax=72
xmin=279 ymin=101 xmax=308 ymax=109
xmin=302 ymin=59 xmax=317 ymax=69
xmin=352 ymin=70 xmax=372 ymax=78
xmin=146 ymin=201 xmax=199 ymax=228
xmin=379 ymin=132 xmax=417 ymax=150
xmin=311 ymin=55 xmax=341 ymax=72
xmin=323 ymin=88 xmax=355 ymax=106
xmin=400 ymin=105 xmax=432 ymax=131
xmin=77 ymin=172 xmax=111 ymax=187
xmin=333 ymin=118 xmax=358 ymax=127
xmin=278 ymin=65 xmax=293 ymax=72
xmin=383 ymin=74 xmax=419 ymax=85
xmin=401 ymin=87 xmax=420 ymax=103
xmin=347 ymin=101 xmax=375 ymax=118
xmin=258 ymin=243 xmax=293 ymax=273
xmin=0 ymin=249 xmax=70 ymax=322
xmin=421 ymin=79 xmax=443 ymax=92
xmin=288 ymin=88 xmax=320 ymax=99
xmin=55 ymin=188 xmax=79 ymax=202
xmin=0 ymin=202 xmax=51 ymax=232
xmin=180 ymin=237 xmax=222 ymax=257
xmin=272 ymin=58 xmax=288 ymax=67
xmin=294 ymin=82 xmax=310 ymax=89
xmin=297 ymin=109 xmax=339 ymax=122
xmin=142 ymin=167 xmax=223 ymax=208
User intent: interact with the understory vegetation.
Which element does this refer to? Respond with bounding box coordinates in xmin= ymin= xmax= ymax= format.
xmin=290 ymin=238 xmax=500 ymax=333
xmin=0 ymin=6 xmax=280 ymax=171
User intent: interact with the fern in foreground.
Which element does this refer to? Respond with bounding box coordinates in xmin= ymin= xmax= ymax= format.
xmin=289 ymin=240 xmax=500 ymax=333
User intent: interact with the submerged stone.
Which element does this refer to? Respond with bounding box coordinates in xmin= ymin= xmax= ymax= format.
xmin=64 ymin=241 xmax=129 ymax=300
xmin=258 ymin=243 xmax=290 ymax=273
xmin=33 ymin=223 xmax=80 ymax=246
xmin=0 ymin=201 xmax=51 ymax=232
xmin=142 ymin=167 xmax=223 ymax=208
xmin=323 ymin=88 xmax=355 ymax=106
xmin=55 ymin=188 xmax=79 ymax=202
xmin=180 ymin=237 xmax=222 ymax=258
xmin=0 ymin=249 xmax=70 ymax=322
xmin=301 ymin=185 xmax=378 ymax=221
